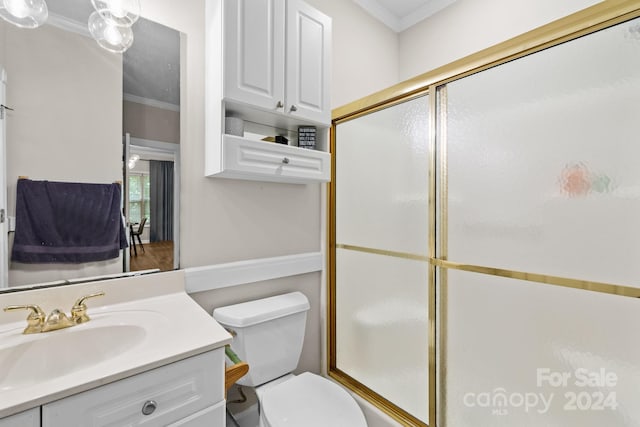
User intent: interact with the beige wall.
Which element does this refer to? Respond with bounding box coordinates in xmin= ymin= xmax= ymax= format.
xmin=123 ymin=100 xmax=180 ymax=143
xmin=137 ymin=0 xmax=400 ymax=378
xmin=305 ymin=0 xmax=399 ymax=108
xmin=2 ymin=21 xmax=123 ymax=286
xmin=398 ymin=0 xmax=602 ymax=81
xmin=141 ymin=0 xmax=314 ymax=374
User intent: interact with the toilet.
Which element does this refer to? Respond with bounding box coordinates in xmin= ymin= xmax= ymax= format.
xmin=213 ymin=292 xmax=368 ymax=427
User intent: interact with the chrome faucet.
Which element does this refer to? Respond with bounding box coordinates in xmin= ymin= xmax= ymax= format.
xmin=3 ymin=291 xmax=105 ymax=334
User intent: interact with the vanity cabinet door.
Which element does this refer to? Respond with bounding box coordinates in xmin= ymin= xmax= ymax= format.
xmin=224 ymin=0 xmax=286 ymax=111
xmin=0 ymin=408 xmax=40 ymax=427
xmin=42 ymin=350 xmax=224 ymax=427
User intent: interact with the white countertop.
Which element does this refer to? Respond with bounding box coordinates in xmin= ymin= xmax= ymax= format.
xmin=0 ymin=270 xmax=232 ymax=418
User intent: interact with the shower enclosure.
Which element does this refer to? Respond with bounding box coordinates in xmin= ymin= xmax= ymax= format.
xmin=329 ymin=2 xmax=640 ymax=426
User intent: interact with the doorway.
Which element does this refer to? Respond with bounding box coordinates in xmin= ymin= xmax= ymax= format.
xmin=124 ymin=135 xmax=180 ymax=272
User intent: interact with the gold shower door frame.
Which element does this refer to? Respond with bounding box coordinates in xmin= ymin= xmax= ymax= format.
xmin=328 ymin=2 xmax=640 ymax=426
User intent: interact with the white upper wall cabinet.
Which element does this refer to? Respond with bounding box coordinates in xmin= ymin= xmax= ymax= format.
xmin=224 ymin=0 xmax=330 ymax=124
xmin=206 ymin=0 xmax=332 ymax=183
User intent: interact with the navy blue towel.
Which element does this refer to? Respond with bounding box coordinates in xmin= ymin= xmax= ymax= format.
xmin=12 ymin=179 xmax=128 ymax=264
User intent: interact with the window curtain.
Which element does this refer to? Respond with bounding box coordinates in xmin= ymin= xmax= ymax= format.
xmin=149 ymin=160 xmax=174 ymax=242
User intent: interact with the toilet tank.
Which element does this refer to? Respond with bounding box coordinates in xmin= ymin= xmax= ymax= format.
xmin=213 ymin=292 xmax=310 ymax=386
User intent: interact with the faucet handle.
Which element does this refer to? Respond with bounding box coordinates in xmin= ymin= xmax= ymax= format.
xmin=71 ymin=291 xmax=105 ymax=324
xmin=4 ymin=304 xmax=46 ymax=334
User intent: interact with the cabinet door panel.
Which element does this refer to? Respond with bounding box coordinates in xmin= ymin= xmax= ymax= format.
xmin=0 ymin=408 xmax=40 ymax=427
xmin=286 ymin=0 xmax=331 ymax=124
xmin=224 ymin=0 xmax=285 ymax=110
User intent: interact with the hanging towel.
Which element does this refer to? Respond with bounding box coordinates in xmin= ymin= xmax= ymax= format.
xmin=11 ymin=179 xmax=128 ymax=264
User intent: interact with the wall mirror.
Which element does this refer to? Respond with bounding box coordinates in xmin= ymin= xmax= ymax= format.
xmin=0 ymin=0 xmax=182 ymax=291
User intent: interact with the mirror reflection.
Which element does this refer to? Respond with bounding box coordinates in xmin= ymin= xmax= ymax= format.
xmin=0 ymin=0 xmax=181 ymax=289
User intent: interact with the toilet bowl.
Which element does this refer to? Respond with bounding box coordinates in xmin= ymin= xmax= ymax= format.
xmin=259 ymin=372 xmax=366 ymax=427
xmin=213 ymin=292 xmax=367 ymax=427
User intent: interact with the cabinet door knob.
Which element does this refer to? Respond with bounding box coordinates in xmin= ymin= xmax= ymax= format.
xmin=282 ymin=157 xmax=290 ymax=164
xmin=289 ymin=105 xmax=298 ymax=112
xmin=276 ymin=101 xmax=284 ymax=109
xmin=141 ymin=400 xmax=157 ymax=416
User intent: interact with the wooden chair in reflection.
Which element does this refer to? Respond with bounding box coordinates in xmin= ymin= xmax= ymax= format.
xmin=129 ymin=217 xmax=147 ymax=256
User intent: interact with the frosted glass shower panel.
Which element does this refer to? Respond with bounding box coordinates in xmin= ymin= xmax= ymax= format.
xmin=335 ymin=248 xmax=429 ymax=423
xmin=446 ymin=17 xmax=640 ymax=287
xmin=335 ymin=96 xmax=429 ymax=256
xmin=445 ymin=269 xmax=640 ymax=426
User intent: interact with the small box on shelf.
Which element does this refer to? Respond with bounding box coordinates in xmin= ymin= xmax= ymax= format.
xmin=275 ymin=135 xmax=289 ymax=145
xmin=298 ymin=126 xmax=316 ymax=150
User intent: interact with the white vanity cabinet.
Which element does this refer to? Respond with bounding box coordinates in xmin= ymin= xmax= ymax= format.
xmin=41 ymin=350 xmax=225 ymax=427
xmin=206 ymin=0 xmax=332 ymax=183
xmin=0 ymin=408 xmax=40 ymax=427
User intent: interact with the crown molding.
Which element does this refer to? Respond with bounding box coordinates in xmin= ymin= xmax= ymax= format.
xmin=353 ymin=0 xmax=456 ymax=33
xmin=124 ymin=93 xmax=181 ymax=112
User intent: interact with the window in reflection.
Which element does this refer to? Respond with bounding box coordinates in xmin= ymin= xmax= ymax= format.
xmin=128 ymin=171 xmax=150 ymax=225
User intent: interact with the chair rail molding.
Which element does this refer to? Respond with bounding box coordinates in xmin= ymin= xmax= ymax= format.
xmin=184 ymin=252 xmax=323 ymax=293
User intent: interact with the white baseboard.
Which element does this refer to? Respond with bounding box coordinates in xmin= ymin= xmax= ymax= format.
xmin=184 ymin=252 xmax=323 ymax=294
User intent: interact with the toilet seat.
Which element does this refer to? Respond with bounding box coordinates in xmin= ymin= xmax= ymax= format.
xmin=261 ymin=372 xmax=367 ymax=427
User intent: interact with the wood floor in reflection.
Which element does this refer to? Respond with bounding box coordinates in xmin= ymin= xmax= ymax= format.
xmin=130 ymin=240 xmax=174 ymax=272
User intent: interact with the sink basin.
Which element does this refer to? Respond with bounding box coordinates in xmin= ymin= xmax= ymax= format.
xmin=0 ymin=316 xmax=148 ymax=391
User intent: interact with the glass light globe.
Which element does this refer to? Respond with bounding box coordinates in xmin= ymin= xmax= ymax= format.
xmin=88 ymin=11 xmax=133 ymax=53
xmin=0 ymin=0 xmax=48 ymax=28
xmin=91 ymin=0 xmax=139 ymax=27
xmin=128 ymin=154 xmax=140 ymax=169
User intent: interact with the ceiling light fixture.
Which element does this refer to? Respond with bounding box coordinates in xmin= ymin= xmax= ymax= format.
xmin=127 ymin=154 xmax=140 ymax=170
xmin=88 ymin=10 xmax=133 ymax=53
xmin=0 ymin=0 xmax=48 ymax=28
xmin=88 ymin=0 xmax=139 ymax=53
xmin=0 ymin=0 xmax=140 ymax=53
xmin=91 ymin=0 xmax=139 ymax=27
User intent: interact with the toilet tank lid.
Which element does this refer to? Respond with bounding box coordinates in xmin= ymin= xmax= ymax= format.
xmin=213 ymin=292 xmax=310 ymax=327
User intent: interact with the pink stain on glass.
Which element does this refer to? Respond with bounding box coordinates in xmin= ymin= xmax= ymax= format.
xmin=560 ymin=163 xmax=591 ymax=197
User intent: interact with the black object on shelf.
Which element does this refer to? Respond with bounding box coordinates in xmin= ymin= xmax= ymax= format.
xmin=275 ymin=135 xmax=289 ymax=145
xmin=298 ymin=126 xmax=316 ymax=149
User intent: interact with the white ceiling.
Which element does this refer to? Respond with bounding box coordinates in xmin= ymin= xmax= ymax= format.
xmin=353 ymin=0 xmax=456 ymax=33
